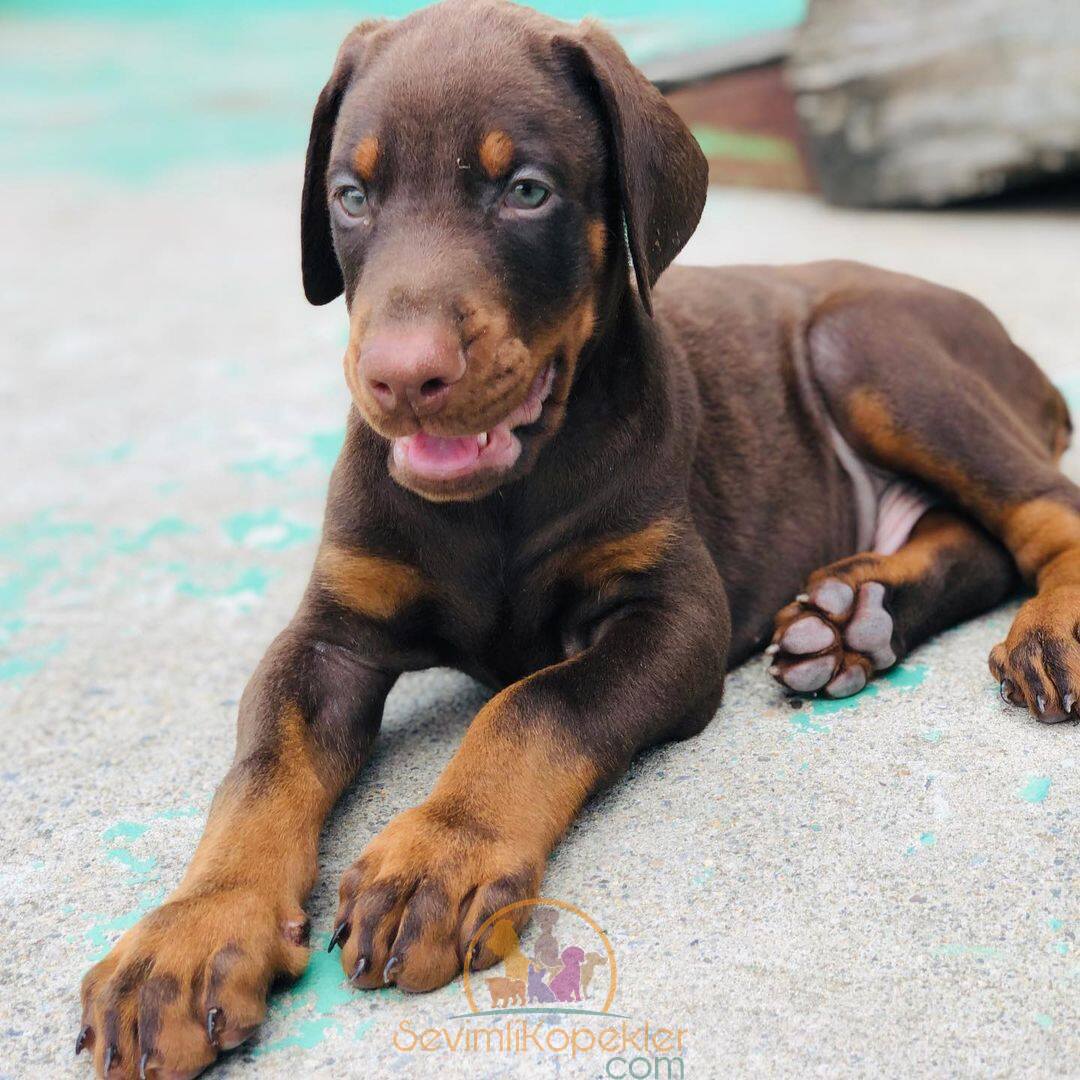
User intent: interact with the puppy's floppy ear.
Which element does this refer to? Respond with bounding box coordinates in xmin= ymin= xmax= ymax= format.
xmin=554 ymin=22 xmax=708 ymax=316
xmin=301 ymin=20 xmax=387 ymax=306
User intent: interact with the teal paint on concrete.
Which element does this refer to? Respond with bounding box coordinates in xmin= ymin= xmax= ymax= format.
xmin=82 ymin=808 xmax=209 ymax=957
xmin=231 ymin=456 xmax=305 ymax=479
xmin=105 ymin=847 xmax=158 ymax=878
xmin=309 ymin=429 xmax=346 ymax=469
xmin=1034 ymin=1012 xmax=1053 ymax=1031
xmin=0 ymin=653 xmax=47 ymax=681
xmin=932 ymin=944 xmax=1002 ymax=959
xmin=84 ymin=888 xmax=167 ymax=959
xmin=89 ymin=441 xmax=134 ymax=463
xmin=252 ymin=934 xmax=393 ymax=1057
xmin=230 ymin=428 xmax=345 ymax=479
xmin=156 ymin=806 xmax=203 ymax=820
xmin=921 ymin=728 xmax=943 ymax=743
xmin=880 ymin=663 xmax=929 ymax=690
xmin=0 ymin=513 xmax=95 ymax=623
xmin=112 ymin=516 xmax=196 ymax=554
xmin=1048 ymin=917 xmax=1064 ymax=931
xmin=0 ymin=638 xmax=66 ymax=681
xmin=1019 ymin=776 xmax=1051 ymax=804
xmin=903 ymin=834 xmax=935 ymax=856
xmin=102 ymin=819 xmax=158 ymax=879
xmin=692 ymin=865 xmax=717 ymax=887
xmin=103 ymin=821 xmax=150 ymax=842
xmin=0 ymin=511 xmax=96 ymax=554
xmin=175 ymin=564 xmax=274 ymax=599
xmin=809 ymin=662 xmax=929 ymax=716
xmin=223 ymin=508 xmax=317 ymax=551
xmin=0 ymin=556 xmax=57 ymax=614
xmin=790 ymin=711 xmax=831 ymax=734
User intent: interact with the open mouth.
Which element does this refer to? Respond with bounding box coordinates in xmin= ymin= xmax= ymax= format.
xmin=391 ymin=363 xmax=555 ymax=486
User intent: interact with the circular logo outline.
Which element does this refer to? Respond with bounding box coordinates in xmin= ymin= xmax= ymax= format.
xmin=462 ymin=896 xmax=618 ymax=1014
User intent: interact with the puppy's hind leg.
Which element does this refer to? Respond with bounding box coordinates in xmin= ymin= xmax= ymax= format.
xmin=804 ymin=284 xmax=1078 ymax=720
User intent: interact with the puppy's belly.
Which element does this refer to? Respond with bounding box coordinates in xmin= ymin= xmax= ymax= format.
xmin=827 ymin=417 xmax=938 ymax=555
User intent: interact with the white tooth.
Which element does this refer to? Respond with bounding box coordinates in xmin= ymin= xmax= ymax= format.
xmin=477 ymin=432 xmax=489 ymax=449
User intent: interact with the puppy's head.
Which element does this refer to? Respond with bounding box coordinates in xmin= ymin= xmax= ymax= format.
xmin=301 ymin=0 xmax=707 ymax=502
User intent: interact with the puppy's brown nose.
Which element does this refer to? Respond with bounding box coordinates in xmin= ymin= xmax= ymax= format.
xmin=360 ymin=324 xmax=465 ymax=417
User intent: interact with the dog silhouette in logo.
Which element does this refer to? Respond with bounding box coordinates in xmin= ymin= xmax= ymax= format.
xmin=485 ymin=916 xmax=529 ymax=983
xmin=527 ymin=963 xmax=557 ymax=1004
xmin=580 ymin=951 xmax=607 ymax=998
xmin=534 ymin=908 xmax=561 ymax=970
xmin=485 ymin=975 xmax=526 ymax=1008
xmin=548 ymin=945 xmax=586 ymax=1002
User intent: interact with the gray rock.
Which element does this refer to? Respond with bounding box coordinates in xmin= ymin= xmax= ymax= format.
xmin=787 ymin=0 xmax=1080 ymax=205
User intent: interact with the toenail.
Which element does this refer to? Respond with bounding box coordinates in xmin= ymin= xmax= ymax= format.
xmin=351 ymin=956 xmax=369 ymax=982
xmin=383 ymin=956 xmax=401 ymax=984
xmin=328 ymin=921 xmax=349 ymax=952
xmin=206 ymin=1006 xmax=224 ymax=1048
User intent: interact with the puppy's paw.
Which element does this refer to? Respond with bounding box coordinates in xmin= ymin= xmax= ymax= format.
xmin=331 ymin=803 xmax=542 ymax=993
xmin=991 ymin=586 xmax=1080 ymax=723
xmin=768 ymin=577 xmax=897 ymax=698
xmin=78 ymin=889 xmax=309 ymax=1079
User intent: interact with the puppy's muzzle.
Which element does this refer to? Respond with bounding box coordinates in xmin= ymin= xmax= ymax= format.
xmin=359 ymin=322 xmax=466 ymax=421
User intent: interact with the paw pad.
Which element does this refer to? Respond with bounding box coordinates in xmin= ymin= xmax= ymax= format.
xmin=768 ymin=577 xmax=896 ymax=698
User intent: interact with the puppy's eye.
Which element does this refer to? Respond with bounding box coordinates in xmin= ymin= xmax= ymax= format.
xmin=505 ymin=178 xmax=550 ymax=211
xmin=338 ymin=185 xmax=368 ymax=217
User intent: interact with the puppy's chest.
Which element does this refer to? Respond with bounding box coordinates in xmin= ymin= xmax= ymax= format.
xmin=429 ymin=537 xmax=627 ymax=686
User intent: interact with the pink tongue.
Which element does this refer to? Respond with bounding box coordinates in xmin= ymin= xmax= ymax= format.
xmin=406 ymin=431 xmax=479 ymax=470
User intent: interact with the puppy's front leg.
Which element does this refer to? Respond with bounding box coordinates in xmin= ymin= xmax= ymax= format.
xmin=78 ymin=612 xmax=396 ymax=1079
xmin=336 ymin=534 xmax=730 ymax=993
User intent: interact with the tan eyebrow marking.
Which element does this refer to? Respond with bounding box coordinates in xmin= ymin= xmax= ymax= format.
xmin=479 ymin=130 xmax=514 ymax=180
xmin=353 ymin=136 xmax=380 ymax=182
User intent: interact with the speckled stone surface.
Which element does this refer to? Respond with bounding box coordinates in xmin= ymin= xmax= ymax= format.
xmin=2 ymin=171 xmax=1078 ymax=1079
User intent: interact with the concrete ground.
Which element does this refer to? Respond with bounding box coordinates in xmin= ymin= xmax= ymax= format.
xmin=2 ymin=164 xmax=1079 ymax=1079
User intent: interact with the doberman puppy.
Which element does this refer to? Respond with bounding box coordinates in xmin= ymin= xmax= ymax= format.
xmin=78 ymin=1 xmax=1076 ymax=1075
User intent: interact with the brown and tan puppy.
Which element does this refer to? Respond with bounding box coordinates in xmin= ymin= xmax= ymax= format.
xmin=78 ymin=1 xmax=1075 ymax=1075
